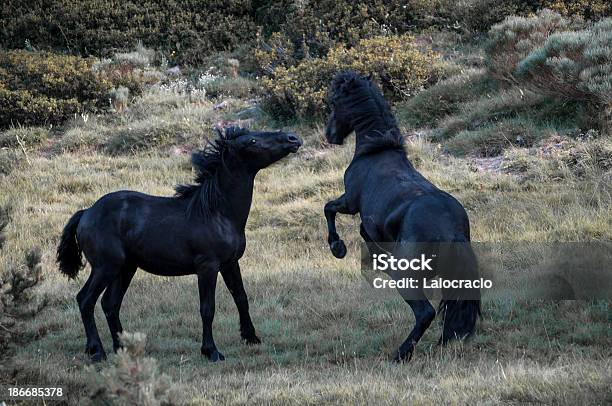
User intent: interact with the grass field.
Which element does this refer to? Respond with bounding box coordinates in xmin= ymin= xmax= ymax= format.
xmin=0 ymin=83 xmax=610 ymax=404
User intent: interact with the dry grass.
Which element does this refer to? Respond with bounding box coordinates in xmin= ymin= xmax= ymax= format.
xmin=0 ymin=89 xmax=610 ymax=404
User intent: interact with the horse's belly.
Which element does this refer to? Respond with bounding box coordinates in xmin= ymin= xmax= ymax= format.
xmin=135 ymin=257 xmax=196 ymax=276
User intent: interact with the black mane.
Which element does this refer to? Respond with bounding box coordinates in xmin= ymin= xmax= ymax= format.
xmin=330 ymin=71 xmax=405 ymax=157
xmin=175 ymin=126 xmax=249 ymax=217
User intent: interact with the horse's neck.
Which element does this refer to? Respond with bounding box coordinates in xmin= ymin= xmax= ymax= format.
xmin=218 ymin=170 xmax=255 ymax=230
xmin=353 ymin=112 xmax=391 ymax=151
xmin=353 ymin=126 xmax=392 ymax=156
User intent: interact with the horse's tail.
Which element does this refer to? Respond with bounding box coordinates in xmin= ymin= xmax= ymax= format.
xmin=57 ymin=209 xmax=86 ymax=279
xmin=438 ymin=241 xmax=481 ymax=344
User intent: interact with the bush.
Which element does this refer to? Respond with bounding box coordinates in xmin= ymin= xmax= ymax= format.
xmin=262 ymin=34 xmax=443 ymax=119
xmin=542 ymin=0 xmax=612 ymax=20
xmin=89 ymin=332 xmax=180 ymax=405
xmin=1 ymin=0 xmax=258 ymax=66
xmin=486 ymin=9 xmax=573 ymax=85
xmin=0 ymin=205 xmax=44 ymax=350
xmin=437 ymin=0 xmax=525 ymax=34
xmin=444 ymin=117 xmax=556 ymax=156
xmin=394 ymin=68 xmax=496 ymax=128
xmin=0 ymin=50 xmax=111 ymax=128
xmin=516 ymin=18 xmax=612 ymax=130
xmin=256 ymin=1 xmax=439 ymax=61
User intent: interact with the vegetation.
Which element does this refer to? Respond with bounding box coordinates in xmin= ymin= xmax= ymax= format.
xmin=0 ymin=0 xmax=258 ymax=65
xmin=89 ymin=332 xmax=180 ymax=405
xmin=261 ymin=34 xmax=443 ymax=119
xmin=0 ymin=1 xmax=610 ymax=404
xmin=0 ymin=50 xmax=110 ymax=128
xmin=0 ymin=205 xmax=44 ymax=352
xmin=396 ymin=10 xmax=611 ymax=156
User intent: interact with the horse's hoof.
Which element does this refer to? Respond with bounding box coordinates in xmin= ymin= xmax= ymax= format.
xmin=202 ymin=348 xmax=225 ymax=362
xmin=242 ymin=334 xmax=262 ymax=345
xmin=330 ymin=240 xmax=347 ymax=258
xmin=89 ymin=351 xmax=107 ymax=363
xmin=393 ymin=347 xmax=413 ymax=363
xmin=86 ymin=344 xmax=107 ymax=363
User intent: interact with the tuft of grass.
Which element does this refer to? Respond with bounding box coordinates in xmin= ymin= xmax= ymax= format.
xmin=0 ymin=149 xmax=22 ymax=175
xmin=201 ymin=76 xmax=259 ymax=99
xmin=443 ymin=118 xmax=556 ymax=156
xmin=394 ymin=68 xmax=496 ymax=128
xmin=0 ymin=126 xmax=50 ymax=149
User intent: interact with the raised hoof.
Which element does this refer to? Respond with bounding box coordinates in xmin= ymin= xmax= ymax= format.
xmin=330 ymin=240 xmax=347 ymax=259
xmin=202 ymin=348 xmax=225 ymax=362
xmin=242 ymin=334 xmax=262 ymax=345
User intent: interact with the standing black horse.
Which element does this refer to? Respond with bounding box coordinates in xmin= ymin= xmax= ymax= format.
xmin=57 ymin=127 xmax=302 ymax=362
xmin=324 ymin=71 xmax=480 ymax=361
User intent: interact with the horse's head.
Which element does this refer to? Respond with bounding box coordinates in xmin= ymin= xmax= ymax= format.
xmin=325 ymin=71 xmax=374 ymax=145
xmin=225 ymin=127 xmax=302 ymax=171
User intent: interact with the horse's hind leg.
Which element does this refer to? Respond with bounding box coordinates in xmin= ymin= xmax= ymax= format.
xmin=101 ymin=265 xmax=137 ymax=352
xmin=393 ymin=285 xmax=436 ymax=362
xmin=197 ymin=261 xmax=224 ymax=362
xmin=76 ymin=266 xmax=114 ymax=362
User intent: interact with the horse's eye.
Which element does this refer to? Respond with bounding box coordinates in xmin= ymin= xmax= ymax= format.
xmin=250 ymin=139 xmax=257 ymax=144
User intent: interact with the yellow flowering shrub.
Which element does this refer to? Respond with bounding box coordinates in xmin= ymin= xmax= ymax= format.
xmin=0 ymin=50 xmax=111 ymax=128
xmin=262 ymin=34 xmax=443 ymax=119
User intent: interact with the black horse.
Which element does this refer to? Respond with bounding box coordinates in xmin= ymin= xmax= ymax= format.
xmin=324 ymin=71 xmax=480 ymax=361
xmin=57 ymin=127 xmax=302 ymax=362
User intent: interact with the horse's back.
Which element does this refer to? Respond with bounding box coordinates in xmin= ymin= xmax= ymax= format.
xmin=77 ymin=190 xmax=178 ymax=266
xmin=350 ymin=152 xmax=469 ymax=242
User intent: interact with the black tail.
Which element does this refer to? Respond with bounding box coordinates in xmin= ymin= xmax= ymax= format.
xmin=57 ymin=209 xmax=86 ymax=279
xmin=438 ymin=242 xmax=481 ymax=344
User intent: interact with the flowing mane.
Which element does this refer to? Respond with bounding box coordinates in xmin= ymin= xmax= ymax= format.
xmin=330 ymin=71 xmax=406 ymax=157
xmin=175 ymin=126 xmax=249 ymax=218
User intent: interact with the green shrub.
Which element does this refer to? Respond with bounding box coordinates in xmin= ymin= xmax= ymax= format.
xmin=262 ymin=34 xmax=443 ymax=119
xmin=257 ymin=1 xmax=439 ymax=60
xmin=93 ymin=60 xmax=163 ymax=98
xmin=1 ymin=0 xmax=258 ymax=66
xmin=89 ymin=332 xmax=180 ymax=405
xmin=437 ymin=0 xmax=525 ymax=34
xmin=0 ymin=205 xmax=44 ymax=351
xmin=0 ymin=50 xmax=111 ymax=128
xmin=516 ymin=18 xmax=612 ymax=131
xmin=486 ymin=9 xmax=573 ymax=85
xmin=394 ymin=69 xmax=496 ymax=128
xmin=444 ymin=117 xmax=556 ymax=156
xmin=542 ymin=0 xmax=612 ymax=20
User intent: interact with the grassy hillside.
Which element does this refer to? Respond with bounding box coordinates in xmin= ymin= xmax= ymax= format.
xmin=1 ymin=3 xmax=611 ymax=404
xmin=1 ymin=77 xmax=610 ymax=403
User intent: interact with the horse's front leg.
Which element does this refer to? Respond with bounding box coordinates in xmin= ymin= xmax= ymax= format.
xmin=197 ymin=261 xmax=224 ymax=362
xmin=221 ymin=261 xmax=261 ymax=345
xmin=324 ymin=194 xmax=356 ymax=258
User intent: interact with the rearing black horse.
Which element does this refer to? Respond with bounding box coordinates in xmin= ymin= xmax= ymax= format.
xmin=324 ymin=71 xmax=480 ymax=361
xmin=57 ymin=127 xmax=302 ymax=362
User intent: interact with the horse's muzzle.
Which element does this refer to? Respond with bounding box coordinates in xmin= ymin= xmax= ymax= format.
xmin=286 ymin=133 xmax=302 ymax=152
